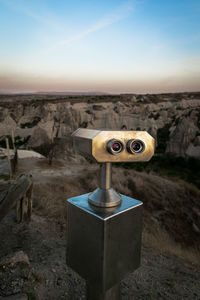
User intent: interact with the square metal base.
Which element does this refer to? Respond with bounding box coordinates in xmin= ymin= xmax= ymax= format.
xmin=66 ymin=193 xmax=143 ymax=292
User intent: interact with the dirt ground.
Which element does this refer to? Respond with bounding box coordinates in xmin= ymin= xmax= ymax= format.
xmin=0 ymin=211 xmax=200 ymax=300
xmin=0 ymin=157 xmax=200 ymax=299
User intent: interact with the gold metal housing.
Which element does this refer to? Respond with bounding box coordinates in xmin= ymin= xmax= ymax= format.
xmin=72 ymin=128 xmax=155 ymax=163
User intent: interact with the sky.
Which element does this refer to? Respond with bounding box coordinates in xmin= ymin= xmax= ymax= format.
xmin=0 ymin=0 xmax=200 ymax=94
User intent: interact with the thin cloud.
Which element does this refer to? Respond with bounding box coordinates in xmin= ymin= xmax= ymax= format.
xmin=1 ymin=0 xmax=136 ymax=51
xmin=46 ymin=1 xmax=135 ymax=52
xmin=0 ymin=0 xmax=61 ymax=29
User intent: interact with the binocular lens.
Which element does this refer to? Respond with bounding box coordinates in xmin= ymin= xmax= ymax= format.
xmin=112 ymin=142 xmax=121 ymax=152
xmin=132 ymin=142 xmax=142 ymax=152
xmin=107 ymin=139 xmax=145 ymax=155
xmin=127 ymin=139 xmax=145 ymax=154
xmin=107 ymin=139 xmax=124 ymax=154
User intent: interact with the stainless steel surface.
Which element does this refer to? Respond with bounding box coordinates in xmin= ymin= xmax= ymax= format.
xmin=88 ymin=187 xmax=121 ymax=208
xmin=66 ymin=193 xmax=143 ymax=292
xmin=72 ymin=128 xmax=155 ymax=163
xmin=87 ymin=283 xmax=121 ymax=300
xmin=72 ymin=128 xmax=100 ymax=158
xmin=72 ymin=128 xmax=154 ymax=207
xmin=67 ymin=128 xmax=154 ymax=299
xmin=100 ymin=163 xmax=112 ymax=190
xmin=89 ymin=162 xmax=121 ymax=208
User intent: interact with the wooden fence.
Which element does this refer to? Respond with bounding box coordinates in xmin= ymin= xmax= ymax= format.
xmin=0 ymin=174 xmax=33 ymax=222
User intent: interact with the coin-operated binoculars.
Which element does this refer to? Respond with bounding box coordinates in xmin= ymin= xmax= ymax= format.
xmin=66 ymin=129 xmax=154 ymax=300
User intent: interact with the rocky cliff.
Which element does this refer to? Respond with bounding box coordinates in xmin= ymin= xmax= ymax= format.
xmin=0 ymin=93 xmax=200 ymax=158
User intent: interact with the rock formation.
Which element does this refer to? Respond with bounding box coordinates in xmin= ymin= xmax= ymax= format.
xmin=0 ymin=93 xmax=199 ymax=158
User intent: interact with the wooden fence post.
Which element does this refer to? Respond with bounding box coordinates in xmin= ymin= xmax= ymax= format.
xmin=11 ymin=130 xmax=16 ymax=152
xmin=5 ymin=137 xmax=12 ymax=180
xmin=0 ymin=174 xmax=33 ymax=222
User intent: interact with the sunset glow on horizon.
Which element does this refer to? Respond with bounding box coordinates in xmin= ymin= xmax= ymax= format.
xmin=0 ymin=0 xmax=200 ymax=93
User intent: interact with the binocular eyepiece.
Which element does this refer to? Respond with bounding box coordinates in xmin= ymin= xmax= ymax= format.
xmin=72 ymin=128 xmax=154 ymax=163
xmin=107 ymin=139 xmax=145 ymax=155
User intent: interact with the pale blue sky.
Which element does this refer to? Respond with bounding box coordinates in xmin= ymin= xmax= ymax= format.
xmin=0 ymin=0 xmax=199 ymax=93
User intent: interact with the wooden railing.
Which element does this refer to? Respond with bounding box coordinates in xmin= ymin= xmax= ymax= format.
xmin=0 ymin=174 xmax=33 ymax=222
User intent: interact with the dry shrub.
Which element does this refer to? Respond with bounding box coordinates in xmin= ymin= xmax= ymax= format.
xmin=36 ymin=158 xmax=64 ymax=169
xmin=32 ymin=169 xmax=98 ymax=223
xmin=31 ymin=163 xmax=200 ymax=265
xmin=112 ymin=167 xmax=200 ymax=265
xmin=113 ymin=168 xmax=200 ymax=248
xmin=143 ymin=226 xmax=200 ymax=266
xmin=33 ymin=178 xmax=80 ymax=223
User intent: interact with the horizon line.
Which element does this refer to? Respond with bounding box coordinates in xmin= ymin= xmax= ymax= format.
xmin=0 ymin=90 xmax=200 ymax=96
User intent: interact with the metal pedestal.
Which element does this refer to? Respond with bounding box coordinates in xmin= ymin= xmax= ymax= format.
xmin=89 ymin=163 xmax=121 ymax=207
xmin=66 ymin=193 xmax=143 ymax=300
xmin=87 ymin=283 xmax=121 ymax=300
